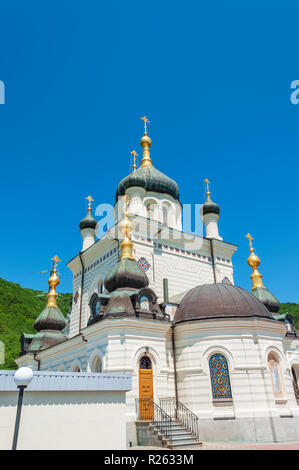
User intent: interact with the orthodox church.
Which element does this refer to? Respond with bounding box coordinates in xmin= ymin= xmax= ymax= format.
xmin=17 ymin=118 xmax=299 ymax=446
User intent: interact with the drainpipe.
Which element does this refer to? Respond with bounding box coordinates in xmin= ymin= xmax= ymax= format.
xmin=33 ymin=353 xmax=40 ymax=371
xmin=152 ymin=253 xmax=155 ymax=282
xmin=209 ymin=238 xmax=217 ymax=283
xmin=78 ymin=252 xmax=85 ymax=333
xmin=80 ymin=333 xmax=88 ymax=343
xmin=163 ymin=278 xmax=169 ymax=303
xmin=171 ymin=323 xmax=179 ymax=418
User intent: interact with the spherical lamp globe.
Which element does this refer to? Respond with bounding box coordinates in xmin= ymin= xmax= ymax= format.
xmin=13 ymin=367 xmax=33 ymax=387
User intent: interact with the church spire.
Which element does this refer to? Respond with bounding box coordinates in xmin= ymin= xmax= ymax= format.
xmin=47 ymin=256 xmax=61 ymax=307
xmin=246 ymin=233 xmax=265 ymax=290
xmin=79 ymin=195 xmax=97 ymax=251
xmin=140 ymin=116 xmax=153 ymax=167
xmin=202 ymin=178 xmax=222 ymax=240
xmin=246 ymin=233 xmax=280 ymax=313
xmin=28 ymin=255 xmax=67 ymax=353
xmin=104 ymin=195 xmax=149 ymax=292
xmin=119 ymin=195 xmax=134 ymax=259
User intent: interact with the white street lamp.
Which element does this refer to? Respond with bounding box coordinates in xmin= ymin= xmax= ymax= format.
xmin=12 ymin=367 xmax=33 ymax=450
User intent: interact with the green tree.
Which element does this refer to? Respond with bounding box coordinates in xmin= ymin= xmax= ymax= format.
xmin=0 ymin=278 xmax=71 ymax=370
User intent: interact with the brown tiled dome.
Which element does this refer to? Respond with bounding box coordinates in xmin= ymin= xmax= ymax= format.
xmin=174 ymin=283 xmax=273 ymax=324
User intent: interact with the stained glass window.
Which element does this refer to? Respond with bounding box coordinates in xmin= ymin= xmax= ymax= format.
xmin=140 ymin=356 xmax=152 ymax=369
xmin=209 ymin=353 xmax=232 ymax=400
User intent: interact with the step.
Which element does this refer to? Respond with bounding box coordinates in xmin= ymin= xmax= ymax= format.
xmin=169 ymin=431 xmax=194 ymax=437
xmin=157 ymin=423 xmax=183 ymax=430
xmin=168 ymin=439 xmax=201 ymax=448
xmin=171 ymin=435 xmax=198 ymax=442
xmin=169 ymin=442 xmax=202 ymax=449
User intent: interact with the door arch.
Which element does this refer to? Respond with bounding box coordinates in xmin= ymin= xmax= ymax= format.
xmin=139 ymin=355 xmax=154 ymax=420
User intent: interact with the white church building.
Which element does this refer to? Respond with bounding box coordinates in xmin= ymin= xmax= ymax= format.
xmin=16 ymin=119 xmax=299 ymax=447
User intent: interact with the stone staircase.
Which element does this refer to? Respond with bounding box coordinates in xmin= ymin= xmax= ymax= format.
xmin=135 ymin=397 xmax=201 ymax=449
xmin=150 ymin=420 xmax=201 ymax=449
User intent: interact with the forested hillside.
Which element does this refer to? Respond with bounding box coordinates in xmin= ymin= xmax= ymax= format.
xmin=0 ymin=278 xmax=71 ymax=370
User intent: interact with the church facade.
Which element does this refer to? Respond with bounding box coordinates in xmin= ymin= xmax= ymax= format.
xmin=17 ymin=119 xmax=299 ymax=445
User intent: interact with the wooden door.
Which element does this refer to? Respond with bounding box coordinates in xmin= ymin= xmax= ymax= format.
xmin=139 ymin=356 xmax=154 ymax=420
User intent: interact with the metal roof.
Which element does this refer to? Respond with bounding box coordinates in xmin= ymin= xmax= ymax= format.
xmin=169 ymin=289 xmax=189 ymax=305
xmin=0 ymin=370 xmax=132 ymax=392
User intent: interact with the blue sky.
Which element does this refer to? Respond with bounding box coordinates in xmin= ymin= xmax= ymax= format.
xmin=0 ymin=1 xmax=298 ymax=302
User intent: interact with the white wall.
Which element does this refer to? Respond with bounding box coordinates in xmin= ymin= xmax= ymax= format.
xmin=0 ymin=390 xmax=127 ymax=450
xmin=175 ymin=318 xmax=296 ymax=416
xmin=174 ymin=318 xmax=299 ymax=441
xmin=68 ymin=214 xmax=237 ymax=338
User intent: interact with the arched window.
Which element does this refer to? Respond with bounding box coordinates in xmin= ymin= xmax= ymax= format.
xmin=209 ymin=353 xmax=232 ymax=400
xmin=140 ymin=356 xmax=152 ymax=369
xmin=73 ymin=366 xmax=81 ymax=372
xmin=146 ymin=203 xmax=155 ymax=220
xmin=268 ymin=352 xmax=284 ymax=399
xmin=92 ymin=356 xmax=101 ymax=373
xmin=162 ymin=205 xmax=168 ymax=225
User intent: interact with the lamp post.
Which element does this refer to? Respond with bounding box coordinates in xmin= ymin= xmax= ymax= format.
xmin=12 ymin=367 xmax=33 ymax=450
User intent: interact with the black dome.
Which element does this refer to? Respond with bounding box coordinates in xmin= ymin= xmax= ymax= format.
xmin=174 ymin=283 xmax=273 ymax=323
xmin=116 ymin=172 xmax=147 ymax=197
xmin=104 ymin=258 xmax=149 ymax=293
xmin=202 ymin=194 xmax=220 ymax=216
xmin=116 ymin=165 xmax=179 ymax=201
xmin=79 ymin=212 xmax=97 ymax=230
xmin=34 ymin=306 xmax=66 ymax=331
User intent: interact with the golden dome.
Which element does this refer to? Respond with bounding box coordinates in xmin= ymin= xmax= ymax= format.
xmin=246 ymin=234 xmax=265 ymax=290
xmin=140 ymin=133 xmax=152 ymax=148
xmin=247 ymin=249 xmax=261 ymax=269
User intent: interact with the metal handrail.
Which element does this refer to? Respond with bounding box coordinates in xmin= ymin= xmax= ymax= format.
xmin=159 ymin=397 xmax=199 ymax=441
xmin=135 ymin=398 xmax=173 ymax=443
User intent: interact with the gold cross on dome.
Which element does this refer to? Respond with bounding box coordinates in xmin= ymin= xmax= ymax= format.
xmin=246 ymin=233 xmax=254 ymax=250
xmin=51 ymin=255 xmax=61 ymax=269
xmin=204 ymin=178 xmax=211 ymax=194
xmin=131 ymin=150 xmax=138 ymax=158
xmin=130 ymin=150 xmax=138 ymax=171
xmin=140 ymin=116 xmax=150 ymax=133
xmin=85 ymin=195 xmax=94 ymax=211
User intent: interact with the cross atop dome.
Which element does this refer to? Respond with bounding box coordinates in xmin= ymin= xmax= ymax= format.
xmin=204 ymin=178 xmax=211 ymax=196
xmin=246 ymin=233 xmax=254 ymax=251
xmin=51 ymin=255 xmax=60 ymax=271
xmin=85 ymin=195 xmax=94 ymax=213
xmin=140 ymin=116 xmax=150 ymax=134
xmin=130 ymin=150 xmax=138 ymax=172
